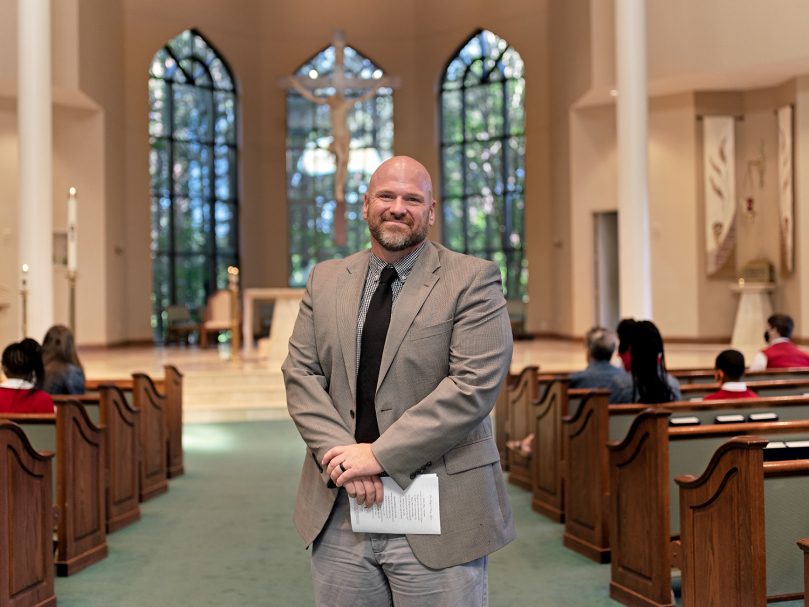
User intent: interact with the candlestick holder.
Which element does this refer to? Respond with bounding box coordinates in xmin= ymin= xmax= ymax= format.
xmin=20 ymin=265 xmax=28 ymax=337
xmin=67 ymin=270 xmax=77 ymax=335
xmin=227 ymin=266 xmax=241 ymax=362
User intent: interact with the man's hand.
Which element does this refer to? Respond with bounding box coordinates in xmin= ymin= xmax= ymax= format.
xmin=343 ymin=476 xmax=384 ymax=506
xmin=323 ymin=443 xmax=384 ymax=487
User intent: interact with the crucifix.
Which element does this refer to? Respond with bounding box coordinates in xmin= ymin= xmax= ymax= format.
xmin=281 ymin=31 xmax=400 ymax=246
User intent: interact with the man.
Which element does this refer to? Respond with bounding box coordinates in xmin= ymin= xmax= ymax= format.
xmin=568 ymin=326 xmax=626 ymax=389
xmin=704 ymin=349 xmax=758 ymax=400
xmin=282 ymin=156 xmax=514 ymax=606
xmin=750 ymin=313 xmax=809 ymax=370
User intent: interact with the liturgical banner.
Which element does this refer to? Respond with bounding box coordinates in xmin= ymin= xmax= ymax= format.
xmin=703 ymin=116 xmax=737 ymax=276
xmin=778 ymin=105 xmax=794 ymax=275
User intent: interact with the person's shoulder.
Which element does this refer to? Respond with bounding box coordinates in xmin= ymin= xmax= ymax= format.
xmin=432 ymin=242 xmax=495 ymax=273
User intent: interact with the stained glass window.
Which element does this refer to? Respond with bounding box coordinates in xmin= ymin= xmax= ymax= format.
xmin=440 ymin=30 xmax=526 ymax=299
xmin=286 ymin=44 xmax=393 ymax=286
xmin=149 ymin=29 xmax=238 ymax=341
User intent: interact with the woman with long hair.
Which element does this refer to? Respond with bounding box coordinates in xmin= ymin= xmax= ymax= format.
xmin=0 ymin=338 xmax=55 ymax=413
xmin=609 ymin=320 xmax=681 ymax=403
xmin=42 ymin=325 xmax=85 ymax=395
xmin=615 ymin=318 xmax=636 ymax=372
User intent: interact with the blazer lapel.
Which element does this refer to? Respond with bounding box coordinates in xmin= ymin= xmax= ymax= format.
xmin=377 ymin=243 xmax=441 ymax=390
xmin=336 ymin=251 xmax=369 ymax=403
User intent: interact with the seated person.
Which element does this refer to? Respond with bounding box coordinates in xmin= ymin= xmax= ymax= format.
xmin=609 ymin=320 xmax=682 ymax=404
xmin=507 ymin=327 xmax=628 ymax=456
xmin=42 ymin=324 xmax=85 ymax=394
xmin=0 ymin=338 xmax=55 ymax=414
xmin=615 ymin=318 xmax=636 ymax=372
xmin=749 ymin=313 xmax=809 ymax=370
xmin=569 ymin=326 xmax=627 ymax=389
xmin=704 ymin=349 xmax=758 ymax=400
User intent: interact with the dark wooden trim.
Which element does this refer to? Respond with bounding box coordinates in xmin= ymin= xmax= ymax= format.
xmin=133 ymin=374 xmax=169 ymax=501
xmin=0 ymin=421 xmax=56 ymax=607
xmin=676 ymin=437 xmax=767 ymax=607
xmin=608 ymin=409 xmax=673 ymax=607
xmin=164 ymin=365 xmax=185 ymax=478
xmin=531 ymin=378 xmax=568 ymax=522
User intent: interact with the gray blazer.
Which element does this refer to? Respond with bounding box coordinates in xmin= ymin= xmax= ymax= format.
xmin=282 ymin=241 xmax=515 ymax=569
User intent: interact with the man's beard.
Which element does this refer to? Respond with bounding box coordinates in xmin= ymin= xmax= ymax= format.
xmin=369 ymin=218 xmax=429 ymax=252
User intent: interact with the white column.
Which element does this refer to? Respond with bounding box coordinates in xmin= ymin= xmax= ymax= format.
xmin=18 ymin=0 xmax=53 ymax=339
xmin=615 ymin=0 xmax=652 ymax=319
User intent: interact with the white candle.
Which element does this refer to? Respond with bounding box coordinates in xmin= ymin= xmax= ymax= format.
xmin=21 ymin=263 xmax=28 ymax=288
xmin=67 ymin=187 xmax=78 ymax=272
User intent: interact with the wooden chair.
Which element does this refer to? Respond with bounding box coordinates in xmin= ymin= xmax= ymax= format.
xmin=0 ymin=420 xmax=56 ymax=607
xmin=199 ymin=289 xmax=233 ymax=347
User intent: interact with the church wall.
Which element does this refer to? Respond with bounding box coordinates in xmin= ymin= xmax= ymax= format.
xmin=0 ymin=102 xmax=19 ymax=345
xmin=77 ymin=0 xmax=130 ymax=343
xmin=546 ymin=0 xmax=593 ymax=337
xmin=52 ymin=107 xmax=107 ymax=344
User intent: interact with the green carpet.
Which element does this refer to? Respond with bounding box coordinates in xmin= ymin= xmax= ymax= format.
xmin=53 ymin=420 xmax=800 ymax=606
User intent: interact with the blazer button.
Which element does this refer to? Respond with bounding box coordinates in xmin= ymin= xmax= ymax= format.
xmin=425 ymin=461 xmax=432 ymax=467
xmin=349 ymin=410 xmax=355 ymax=419
xmin=409 ymin=472 xmax=417 ymax=480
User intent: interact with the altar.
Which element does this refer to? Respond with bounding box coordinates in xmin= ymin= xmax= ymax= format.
xmin=241 ymin=288 xmax=304 ymax=362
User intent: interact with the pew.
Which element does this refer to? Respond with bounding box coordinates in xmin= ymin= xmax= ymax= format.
xmin=53 ymin=385 xmax=141 ymax=532
xmin=5 ymin=400 xmax=108 ymax=576
xmin=608 ymin=410 xmax=809 ymax=607
xmin=500 ymin=365 xmax=809 ymax=518
xmin=495 ymin=370 xmax=521 ymax=471
xmin=86 ymin=364 xmax=184 ymax=479
xmin=503 ymin=366 xmax=539 ymax=489
xmin=531 ymin=380 xmax=610 ymax=524
xmin=563 ymin=393 xmax=809 ymax=564
xmin=0 ymin=420 xmax=56 ymax=607
xmin=676 ymin=436 xmax=809 ymax=605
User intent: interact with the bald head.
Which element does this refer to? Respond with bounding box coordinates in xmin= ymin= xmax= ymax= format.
xmin=363 ymin=156 xmax=436 ymax=262
xmin=368 ymin=156 xmax=434 ymax=203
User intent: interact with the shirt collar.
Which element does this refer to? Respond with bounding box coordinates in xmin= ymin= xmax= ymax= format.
xmin=0 ymin=378 xmax=34 ymax=390
xmin=368 ymin=243 xmax=426 ymax=282
xmin=771 ymin=337 xmax=790 ymax=345
xmin=720 ymin=381 xmax=748 ymax=392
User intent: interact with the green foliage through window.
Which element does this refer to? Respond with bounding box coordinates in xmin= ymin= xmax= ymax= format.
xmin=148 ymin=29 xmax=239 ymax=341
xmin=440 ymin=30 xmax=526 ymax=300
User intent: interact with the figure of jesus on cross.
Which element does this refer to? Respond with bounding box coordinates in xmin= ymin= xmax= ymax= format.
xmin=281 ymin=31 xmax=400 ymax=246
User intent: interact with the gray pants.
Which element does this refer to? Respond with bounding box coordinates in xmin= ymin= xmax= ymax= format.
xmin=311 ymin=492 xmax=488 ymax=607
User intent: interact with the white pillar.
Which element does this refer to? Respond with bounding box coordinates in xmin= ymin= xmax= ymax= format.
xmin=615 ymin=0 xmax=652 ymax=320
xmin=18 ymin=0 xmax=53 ymax=339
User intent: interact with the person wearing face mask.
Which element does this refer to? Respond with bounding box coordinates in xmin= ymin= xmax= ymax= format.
xmin=749 ymin=313 xmax=809 ymax=370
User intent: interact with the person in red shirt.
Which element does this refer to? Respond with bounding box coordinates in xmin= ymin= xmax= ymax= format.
xmin=0 ymin=338 xmax=55 ymax=414
xmin=704 ymin=349 xmax=758 ymax=400
xmin=750 ymin=313 xmax=809 ymax=370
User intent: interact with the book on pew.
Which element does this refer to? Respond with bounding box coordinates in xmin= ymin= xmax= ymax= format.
xmin=763 ymin=440 xmax=809 ymax=461
xmin=715 ymin=414 xmax=745 ymax=424
xmin=749 ymin=412 xmax=779 ymax=422
xmin=669 ymin=416 xmax=701 ymax=426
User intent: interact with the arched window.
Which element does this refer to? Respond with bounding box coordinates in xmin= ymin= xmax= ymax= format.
xmin=286 ymin=42 xmax=394 ymax=287
xmin=439 ymin=30 xmax=526 ymax=299
xmin=148 ymin=29 xmax=238 ymax=341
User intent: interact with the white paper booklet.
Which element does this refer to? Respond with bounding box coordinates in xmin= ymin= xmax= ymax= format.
xmin=349 ymin=474 xmax=441 ymax=534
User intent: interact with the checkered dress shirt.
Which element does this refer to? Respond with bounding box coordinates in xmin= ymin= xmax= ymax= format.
xmin=355 ymin=244 xmax=425 ymax=375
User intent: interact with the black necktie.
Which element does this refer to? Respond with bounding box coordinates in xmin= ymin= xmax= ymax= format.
xmin=356 ymin=266 xmax=397 ymax=443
